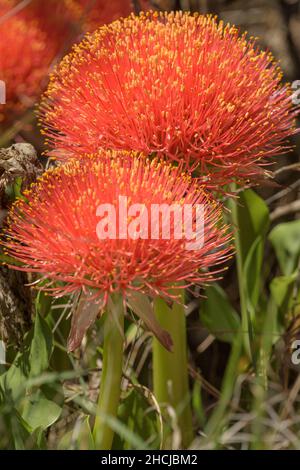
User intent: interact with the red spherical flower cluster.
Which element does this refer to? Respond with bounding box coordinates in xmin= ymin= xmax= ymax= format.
xmin=0 ymin=1 xmax=150 ymax=122
xmin=2 ymin=150 xmax=230 ymax=303
xmin=23 ymin=0 xmax=76 ymax=44
xmin=0 ymin=0 xmax=64 ymax=121
xmin=26 ymin=0 xmax=135 ymax=37
xmin=65 ymin=0 xmax=134 ymax=32
xmin=41 ymin=11 xmax=298 ymax=186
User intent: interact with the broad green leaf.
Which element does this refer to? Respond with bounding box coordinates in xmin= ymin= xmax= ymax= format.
xmin=270 ymin=273 xmax=297 ymax=315
xmin=201 ymin=284 xmax=240 ymax=343
xmin=22 ymin=384 xmax=63 ymax=430
xmin=29 ymin=314 xmax=53 ymax=377
xmin=243 ymin=235 xmax=265 ymax=311
xmin=0 ymin=333 xmax=32 ymax=403
xmin=269 ymin=219 xmax=300 ymax=276
xmin=4 ymin=177 xmax=27 ymax=202
xmin=0 ymin=359 xmax=27 ymax=404
xmin=13 ymin=177 xmax=24 ymax=199
xmin=237 ymin=190 xmax=270 ymax=310
xmin=10 ymin=409 xmax=32 ymax=450
xmin=228 ymin=189 xmax=270 ymax=351
xmin=35 ymin=291 xmax=53 ymax=317
xmin=10 ymin=413 xmax=46 ymax=450
xmin=0 ymin=314 xmax=59 ymax=448
xmin=236 ymin=190 xmax=270 ymax=263
xmin=0 ymin=314 xmax=52 ymax=404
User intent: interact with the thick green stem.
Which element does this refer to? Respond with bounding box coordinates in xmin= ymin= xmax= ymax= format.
xmin=153 ymin=292 xmax=193 ymax=449
xmin=93 ymin=296 xmax=124 ymax=450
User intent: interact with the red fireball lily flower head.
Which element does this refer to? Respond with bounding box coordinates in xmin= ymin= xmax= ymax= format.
xmin=64 ymin=0 xmax=135 ymax=33
xmin=41 ymin=11 xmax=299 ymax=187
xmin=23 ymin=0 xmax=76 ymax=43
xmin=26 ymin=0 xmax=136 ymax=36
xmin=2 ymin=150 xmax=231 ymax=349
xmin=0 ymin=0 xmax=150 ymax=122
xmin=0 ymin=0 xmax=66 ymax=121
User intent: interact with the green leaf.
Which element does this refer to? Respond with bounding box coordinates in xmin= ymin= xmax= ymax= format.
xmin=0 ymin=315 xmax=58 ymax=447
xmin=10 ymin=409 xmax=32 ymax=450
xmin=35 ymin=291 xmax=53 ymax=317
xmin=0 ymin=334 xmax=32 ymax=404
xmin=29 ymin=314 xmax=53 ymax=377
xmin=22 ymin=384 xmax=63 ymax=430
xmin=0 ymin=314 xmax=54 ymax=413
xmin=13 ymin=177 xmax=23 ymax=199
xmin=270 ymin=273 xmax=297 ymax=315
xmin=269 ymin=219 xmax=300 ymax=276
xmin=237 ymin=190 xmax=270 ymax=309
xmin=30 ymin=427 xmax=47 ymax=450
xmin=0 ymin=315 xmax=52 ymax=403
xmin=243 ymin=235 xmax=265 ymax=311
xmin=10 ymin=412 xmax=46 ymax=450
xmin=201 ymin=284 xmax=240 ymax=343
xmin=1 ymin=360 xmax=27 ymax=404
xmin=4 ymin=177 xmax=27 ymax=202
xmin=236 ymin=190 xmax=270 ymax=263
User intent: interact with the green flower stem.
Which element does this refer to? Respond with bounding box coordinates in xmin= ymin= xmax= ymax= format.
xmin=153 ymin=292 xmax=193 ymax=449
xmin=93 ymin=296 xmax=124 ymax=450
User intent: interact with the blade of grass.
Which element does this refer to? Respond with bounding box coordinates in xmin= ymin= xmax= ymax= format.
xmin=204 ymin=327 xmax=243 ymax=446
